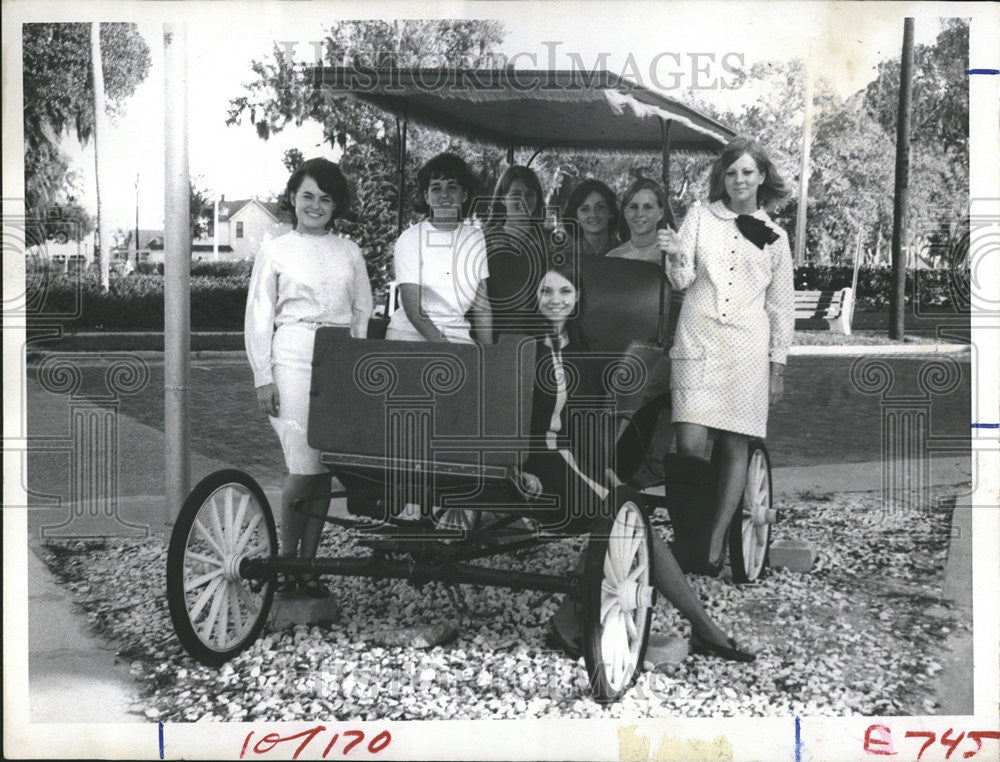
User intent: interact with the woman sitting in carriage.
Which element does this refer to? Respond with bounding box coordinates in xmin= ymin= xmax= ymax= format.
xmin=520 ymin=255 xmax=755 ymax=664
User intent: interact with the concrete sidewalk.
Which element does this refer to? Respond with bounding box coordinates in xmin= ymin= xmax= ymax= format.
xmin=28 ymin=548 xmax=144 ymax=723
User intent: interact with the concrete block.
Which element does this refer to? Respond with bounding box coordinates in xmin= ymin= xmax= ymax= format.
xmin=268 ymin=594 xmax=340 ymax=630
xmin=371 ymin=624 xmax=458 ymax=649
xmin=768 ymin=539 xmax=818 ymax=572
xmin=643 ymin=633 xmax=690 ymax=671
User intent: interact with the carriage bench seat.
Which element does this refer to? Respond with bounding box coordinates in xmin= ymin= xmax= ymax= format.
xmin=308 ymin=329 xmax=544 ymax=513
xmin=794 ymin=287 xmax=854 ymax=335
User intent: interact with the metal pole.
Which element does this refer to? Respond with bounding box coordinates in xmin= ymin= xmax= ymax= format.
xmin=212 ymin=198 xmax=219 ymax=261
xmin=90 ymin=23 xmax=110 ymax=290
xmin=164 ymin=23 xmax=191 ymax=523
xmin=134 ymin=174 xmax=140 ymax=266
xmin=794 ymin=65 xmax=814 ymax=265
xmin=659 ymin=118 xmax=677 ymax=229
xmin=889 ymin=18 xmax=914 ymax=340
xmin=395 ymin=114 xmax=407 ymax=236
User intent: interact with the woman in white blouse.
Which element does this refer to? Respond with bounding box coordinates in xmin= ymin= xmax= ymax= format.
xmin=386 ymin=152 xmax=491 ymax=344
xmin=245 ymin=158 xmax=373 ymax=597
xmin=658 ymin=137 xmax=794 ymax=575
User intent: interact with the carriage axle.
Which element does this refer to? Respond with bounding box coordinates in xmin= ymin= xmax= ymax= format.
xmin=241 ymin=554 xmax=580 ymax=596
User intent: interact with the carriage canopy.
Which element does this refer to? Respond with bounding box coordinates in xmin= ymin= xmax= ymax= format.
xmin=310 ymin=67 xmax=736 ymax=153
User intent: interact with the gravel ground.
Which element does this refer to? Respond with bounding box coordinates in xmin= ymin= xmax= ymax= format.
xmin=37 ymin=486 xmax=963 ymax=721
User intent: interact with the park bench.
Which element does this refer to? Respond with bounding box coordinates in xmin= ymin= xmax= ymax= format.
xmin=794 ymin=287 xmax=854 ymax=335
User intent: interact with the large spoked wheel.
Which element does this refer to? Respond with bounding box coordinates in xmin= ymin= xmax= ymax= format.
xmin=728 ymin=439 xmax=775 ymax=583
xmin=583 ymin=489 xmax=656 ymax=704
xmin=167 ymin=469 xmax=277 ymax=666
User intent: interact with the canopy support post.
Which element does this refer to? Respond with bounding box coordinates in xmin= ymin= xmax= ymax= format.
xmin=395 ymin=112 xmax=408 ymax=236
xmin=506 ymin=146 xmax=515 ymax=165
xmin=659 ymin=118 xmax=677 ymax=229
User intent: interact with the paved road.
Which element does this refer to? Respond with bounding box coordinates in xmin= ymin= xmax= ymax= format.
xmin=26 ymin=353 xmax=971 ymax=497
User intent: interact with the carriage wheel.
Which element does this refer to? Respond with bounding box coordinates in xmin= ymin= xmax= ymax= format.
xmin=727 ymin=440 xmax=775 ymax=583
xmin=583 ymin=490 xmax=655 ymax=704
xmin=167 ymin=470 xmax=277 ymax=666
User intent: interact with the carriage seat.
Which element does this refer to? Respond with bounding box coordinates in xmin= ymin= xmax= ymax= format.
xmin=308 ymin=329 xmax=545 ymax=514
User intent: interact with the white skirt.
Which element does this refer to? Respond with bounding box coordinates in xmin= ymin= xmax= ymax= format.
xmin=269 ymin=323 xmax=329 ymax=475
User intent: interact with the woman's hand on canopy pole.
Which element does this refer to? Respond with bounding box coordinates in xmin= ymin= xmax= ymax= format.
xmin=657 ymin=228 xmax=686 ymax=268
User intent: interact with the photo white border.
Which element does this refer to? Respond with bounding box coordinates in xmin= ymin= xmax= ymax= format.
xmin=3 ymin=1 xmax=998 ymax=759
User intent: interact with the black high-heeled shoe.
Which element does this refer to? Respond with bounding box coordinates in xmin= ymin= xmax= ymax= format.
xmin=690 ymin=630 xmax=756 ymax=662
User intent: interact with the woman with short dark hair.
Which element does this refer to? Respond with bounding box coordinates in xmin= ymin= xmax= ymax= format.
xmin=245 ymin=157 xmax=373 ymax=597
xmin=386 ymin=152 xmax=491 ymax=344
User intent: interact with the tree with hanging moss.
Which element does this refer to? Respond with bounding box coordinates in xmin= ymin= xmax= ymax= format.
xmin=22 ymin=23 xmax=151 ymax=245
xmin=227 ymin=20 xmax=506 ymax=293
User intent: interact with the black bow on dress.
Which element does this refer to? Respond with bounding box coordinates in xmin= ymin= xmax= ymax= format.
xmin=736 ymin=215 xmax=780 ymax=249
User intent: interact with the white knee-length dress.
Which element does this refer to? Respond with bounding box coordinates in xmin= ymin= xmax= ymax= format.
xmin=666 ymin=201 xmax=794 ymax=438
xmin=245 ymin=230 xmax=373 ymax=475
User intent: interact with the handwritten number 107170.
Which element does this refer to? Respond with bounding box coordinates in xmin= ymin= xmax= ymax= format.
xmin=240 ymin=725 xmax=391 ymax=759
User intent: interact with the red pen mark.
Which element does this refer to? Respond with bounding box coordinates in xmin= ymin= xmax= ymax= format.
xmin=254 ymin=733 xmax=283 ymax=755
xmin=865 ymin=724 xmax=898 ymax=756
xmin=342 ymin=730 xmax=365 ymax=755
xmin=322 ymin=733 xmax=340 ymax=758
xmin=368 ymin=731 xmax=392 ymax=754
xmin=964 ymin=731 xmax=1000 ymax=758
xmin=867 ymin=727 xmax=1000 ymax=760
xmin=905 ymin=731 xmax=936 ymax=760
xmin=241 ymin=726 xmax=393 ymax=759
xmin=941 ymin=730 xmax=967 ymax=760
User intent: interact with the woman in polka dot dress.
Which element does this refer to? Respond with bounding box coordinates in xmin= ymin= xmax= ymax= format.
xmin=657 ymin=136 xmax=794 ymax=574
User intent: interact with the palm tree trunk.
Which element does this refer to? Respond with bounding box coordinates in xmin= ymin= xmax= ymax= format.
xmin=91 ymin=22 xmax=110 ymax=291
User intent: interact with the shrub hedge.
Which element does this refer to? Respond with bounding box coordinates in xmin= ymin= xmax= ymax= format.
xmin=27 ymin=264 xmax=969 ymax=330
xmin=794 ymin=265 xmax=966 ymax=309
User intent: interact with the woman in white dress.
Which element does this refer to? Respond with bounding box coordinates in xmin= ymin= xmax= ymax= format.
xmin=658 ymin=137 xmax=794 ymax=575
xmin=245 ymin=158 xmax=373 ymax=597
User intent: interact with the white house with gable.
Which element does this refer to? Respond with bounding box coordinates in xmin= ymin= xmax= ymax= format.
xmin=208 ymin=197 xmax=290 ymax=260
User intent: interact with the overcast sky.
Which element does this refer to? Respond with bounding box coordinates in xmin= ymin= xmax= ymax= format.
xmin=42 ymin=1 xmax=953 ymax=231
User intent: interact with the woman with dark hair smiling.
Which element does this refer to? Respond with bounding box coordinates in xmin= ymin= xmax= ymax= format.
xmin=524 ymin=256 xmax=755 ymax=664
xmin=657 ymin=135 xmax=794 ymax=575
xmin=245 ymin=157 xmax=373 ymax=597
xmin=562 ymin=178 xmax=620 ymax=257
xmin=386 ymin=152 xmax=491 ymax=344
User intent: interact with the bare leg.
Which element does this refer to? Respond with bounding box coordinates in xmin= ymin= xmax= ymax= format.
xmin=280 ymin=474 xmax=312 ymax=557
xmin=707 ymin=432 xmax=749 ymax=564
xmin=298 ymin=473 xmax=332 ymax=561
xmin=649 ymin=531 xmax=729 ymax=644
xmin=673 ymin=422 xmax=710 ymax=459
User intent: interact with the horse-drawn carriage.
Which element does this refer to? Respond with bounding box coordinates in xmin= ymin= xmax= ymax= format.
xmin=166 ymin=68 xmax=776 ymax=704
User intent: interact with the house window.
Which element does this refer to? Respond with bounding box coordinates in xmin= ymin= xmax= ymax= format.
xmin=236 ymin=222 xmax=244 ymax=238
